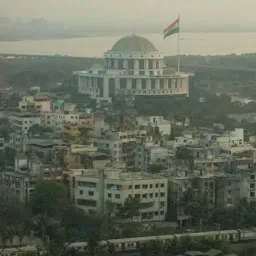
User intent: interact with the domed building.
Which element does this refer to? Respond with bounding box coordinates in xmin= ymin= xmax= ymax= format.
xmin=74 ymin=35 xmax=190 ymax=103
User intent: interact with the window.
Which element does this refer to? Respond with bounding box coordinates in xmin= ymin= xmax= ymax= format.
xmin=250 ymin=192 xmax=255 ymax=198
xmin=129 ymin=185 xmax=132 ymax=189
xmin=228 ymin=190 xmax=231 ymax=195
xmin=77 ymin=199 xmax=96 ymax=207
xmin=88 ymin=191 xmax=94 ymax=196
xmin=135 ymin=194 xmax=140 ymax=199
xmin=160 ymin=202 xmax=165 ymax=207
xmin=155 ymin=211 xmax=159 ymax=216
xmin=155 ymin=193 xmax=158 ymax=197
xmin=160 ymin=192 xmax=165 ymax=197
xmin=135 ymin=185 xmax=140 ymax=189
xmin=160 ymin=211 xmax=165 ymax=216
xmin=160 ymin=183 xmax=165 ymax=188
xmin=142 ymin=79 xmax=146 ymax=89
xmin=142 ymin=184 xmax=148 ymax=189
xmin=140 ymin=193 xmax=147 ymax=199
xmin=160 ymin=79 xmax=164 ymax=88
xmin=149 ymin=193 xmax=153 ymax=198
xmin=108 ymin=193 xmax=112 ymax=198
xmin=150 ymin=184 xmax=153 ymax=188
xmin=79 ymin=190 xmax=83 ymax=195
xmin=115 ymin=194 xmax=120 ymax=199
xmin=250 ymin=175 xmax=255 ymax=180
xmin=132 ymin=79 xmax=137 ymax=89
xmin=250 ymin=183 xmax=255 ymax=189
xmin=155 ymin=184 xmax=158 ymax=188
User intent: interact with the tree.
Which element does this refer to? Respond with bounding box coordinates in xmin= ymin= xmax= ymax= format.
xmin=0 ymin=200 xmax=31 ymax=251
xmin=31 ymin=180 xmax=68 ymax=218
xmin=117 ymin=196 xmax=141 ymax=222
xmin=140 ymin=240 xmax=165 ymax=256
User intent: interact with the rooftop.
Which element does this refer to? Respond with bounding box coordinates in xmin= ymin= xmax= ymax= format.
xmin=79 ymin=169 xmax=167 ymax=181
xmin=11 ymin=112 xmax=40 ymax=118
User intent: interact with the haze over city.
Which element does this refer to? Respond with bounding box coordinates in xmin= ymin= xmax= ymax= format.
xmin=1 ymin=0 xmax=256 ymax=41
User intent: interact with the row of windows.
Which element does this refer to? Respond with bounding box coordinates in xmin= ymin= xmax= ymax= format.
xmin=141 ymin=211 xmax=165 ymax=218
xmin=105 ymin=59 xmax=162 ymax=70
xmin=134 ymin=192 xmax=165 ymax=198
xmin=120 ymin=78 xmax=183 ymax=90
xmin=133 ymin=183 xmax=165 ymax=189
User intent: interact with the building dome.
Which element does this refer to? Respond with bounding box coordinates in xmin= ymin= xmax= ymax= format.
xmin=111 ymin=35 xmax=157 ymax=53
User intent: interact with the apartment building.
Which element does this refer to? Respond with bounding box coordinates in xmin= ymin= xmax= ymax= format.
xmin=135 ymin=136 xmax=169 ymax=172
xmin=62 ymin=122 xmax=81 ymax=137
xmin=74 ymin=169 xmax=168 ymax=222
xmin=136 ymin=116 xmax=172 ymax=135
xmin=167 ymin=170 xmax=240 ymax=226
xmin=0 ymin=171 xmax=37 ymax=203
xmin=9 ymin=112 xmax=41 ymax=134
xmin=18 ymin=95 xmax=51 ymax=112
xmin=91 ymin=129 xmax=147 ymax=168
xmin=41 ymin=112 xmax=79 ymax=133
xmin=240 ymin=169 xmax=256 ymax=203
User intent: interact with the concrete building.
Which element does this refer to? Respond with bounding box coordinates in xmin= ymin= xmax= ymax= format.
xmin=135 ymin=136 xmax=169 ymax=172
xmin=74 ymin=35 xmax=190 ymax=104
xmin=136 ymin=116 xmax=172 ymax=136
xmin=9 ymin=112 xmax=41 ymax=134
xmin=74 ymin=169 xmax=168 ymax=221
xmin=62 ymin=122 xmax=81 ymax=137
xmin=18 ymin=95 xmax=51 ymax=112
xmin=212 ymin=128 xmax=244 ymax=147
xmin=91 ymin=129 xmax=147 ymax=168
xmin=168 ymin=170 xmax=240 ymax=226
xmin=240 ymin=169 xmax=256 ymax=203
xmin=41 ymin=112 xmax=79 ymax=133
xmin=0 ymin=171 xmax=37 ymax=203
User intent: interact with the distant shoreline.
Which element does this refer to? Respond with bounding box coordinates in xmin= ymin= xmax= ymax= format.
xmin=1 ymin=30 xmax=256 ymax=42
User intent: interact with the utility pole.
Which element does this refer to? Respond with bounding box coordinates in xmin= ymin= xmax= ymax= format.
xmin=214 ymin=223 xmax=221 ymax=238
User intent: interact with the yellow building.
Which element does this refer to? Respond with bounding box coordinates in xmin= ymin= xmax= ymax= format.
xmin=62 ymin=123 xmax=81 ymax=137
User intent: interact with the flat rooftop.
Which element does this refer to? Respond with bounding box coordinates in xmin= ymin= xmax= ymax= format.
xmin=79 ymin=169 xmax=167 ymax=181
xmin=11 ymin=112 xmax=40 ymax=118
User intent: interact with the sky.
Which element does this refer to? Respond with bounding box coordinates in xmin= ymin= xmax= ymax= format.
xmin=1 ymin=0 xmax=256 ymax=27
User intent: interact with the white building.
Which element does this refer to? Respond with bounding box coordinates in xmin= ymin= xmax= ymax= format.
xmin=74 ymin=169 xmax=168 ymax=222
xmin=212 ymin=128 xmax=244 ymax=147
xmin=135 ymin=136 xmax=169 ymax=172
xmin=74 ymin=35 xmax=190 ymax=103
xmin=9 ymin=112 xmax=41 ymax=134
xmin=136 ymin=116 xmax=172 ymax=136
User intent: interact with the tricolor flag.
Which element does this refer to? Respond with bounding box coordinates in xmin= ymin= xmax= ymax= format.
xmin=163 ymin=17 xmax=180 ymax=39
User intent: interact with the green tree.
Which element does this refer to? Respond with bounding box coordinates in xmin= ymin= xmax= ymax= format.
xmin=31 ymin=180 xmax=68 ymax=218
xmin=140 ymin=240 xmax=165 ymax=256
xmin=117 ymin=196 xmax=141 ymax=222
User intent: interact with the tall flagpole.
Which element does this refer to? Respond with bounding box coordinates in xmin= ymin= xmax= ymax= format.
xmin=177 ymin=14 xmax=180 ymax=73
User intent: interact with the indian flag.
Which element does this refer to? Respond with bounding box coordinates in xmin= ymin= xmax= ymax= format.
xmin=163 ymin=17 xmax=180 ymax=39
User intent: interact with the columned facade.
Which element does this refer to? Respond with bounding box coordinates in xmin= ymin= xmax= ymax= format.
xmin=74 ymin=35 xmax=190 ymax=103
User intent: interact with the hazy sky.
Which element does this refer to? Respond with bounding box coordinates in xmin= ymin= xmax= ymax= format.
xmin=1 ymin=0 xmax=256 ymax=26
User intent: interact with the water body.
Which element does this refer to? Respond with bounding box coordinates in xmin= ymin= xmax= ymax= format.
xmin=0 ymin=33 xmax=256 ymax=57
